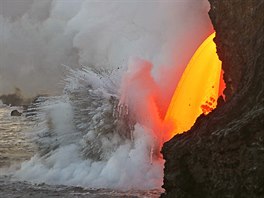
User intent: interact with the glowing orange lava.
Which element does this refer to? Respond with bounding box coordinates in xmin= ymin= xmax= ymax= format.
xmin=164 ymin=32 xmax=222 ymax=140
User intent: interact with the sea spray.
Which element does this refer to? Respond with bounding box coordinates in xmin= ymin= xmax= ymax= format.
xmin=16 ymin=67 xmax=163 ymax=189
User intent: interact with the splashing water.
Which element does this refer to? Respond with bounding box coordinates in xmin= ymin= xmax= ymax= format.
xmin=14 ymin=66 xmax=164 ymax=190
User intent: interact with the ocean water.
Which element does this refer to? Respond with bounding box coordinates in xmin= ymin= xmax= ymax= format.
xmin=0 ymin=106 xmax=34 ymax=167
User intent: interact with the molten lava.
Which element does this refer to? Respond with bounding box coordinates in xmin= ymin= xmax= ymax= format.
xmin=164 ymin=33 xmax=222 ymax=140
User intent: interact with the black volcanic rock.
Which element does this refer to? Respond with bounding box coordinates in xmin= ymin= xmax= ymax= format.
xmin=11 ymin=110 xmax=22 ymax=116
xmin=161 ymin=0 xmax=264 ymax=198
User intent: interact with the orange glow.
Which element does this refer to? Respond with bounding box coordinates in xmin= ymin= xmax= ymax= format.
xmin=164 ymin=33 xmax=222 ymax=140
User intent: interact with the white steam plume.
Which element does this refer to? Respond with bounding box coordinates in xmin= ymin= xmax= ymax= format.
xmin=0 ymin=0 xmax=211 ymax=98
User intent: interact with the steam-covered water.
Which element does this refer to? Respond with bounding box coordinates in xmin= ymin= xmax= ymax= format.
xmin=0 ymin=175 xmax=161 ymax=198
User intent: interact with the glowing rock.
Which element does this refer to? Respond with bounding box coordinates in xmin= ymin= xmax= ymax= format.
xmin=164 ymin=33 xmax=222 ymax=139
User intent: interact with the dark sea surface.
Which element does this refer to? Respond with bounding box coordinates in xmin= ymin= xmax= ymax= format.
xmin=0 ymin=106 xmax=162 ymax=198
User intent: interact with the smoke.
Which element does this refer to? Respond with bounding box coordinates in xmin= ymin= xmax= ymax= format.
xmin=0 ymin=0 xmax=211 ymax=98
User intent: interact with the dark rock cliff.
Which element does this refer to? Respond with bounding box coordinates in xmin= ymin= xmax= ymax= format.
xmin=161 ymin=0 xmax=264 ymax=197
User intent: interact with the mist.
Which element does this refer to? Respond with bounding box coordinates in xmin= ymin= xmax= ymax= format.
xmin=0 ymin=0 xmax=211 ymax=99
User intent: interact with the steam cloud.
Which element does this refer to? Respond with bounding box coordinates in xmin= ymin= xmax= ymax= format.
xmin=1 ymin=0 xmax=212 ymax=190
xmin=0 ymin=0 xmax=211 ymax=99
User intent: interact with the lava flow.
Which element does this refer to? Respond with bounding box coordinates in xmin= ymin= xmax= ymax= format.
xmin=163 ymin=32 xmax=223 ymax=141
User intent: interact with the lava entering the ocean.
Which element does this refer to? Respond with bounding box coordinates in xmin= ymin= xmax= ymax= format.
xmin=163 ymin=32 xmax=223 ymax=141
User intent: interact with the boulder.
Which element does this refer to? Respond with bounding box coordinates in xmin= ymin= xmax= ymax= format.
xmin=11 ymin=110 xmax=22 ymax=116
